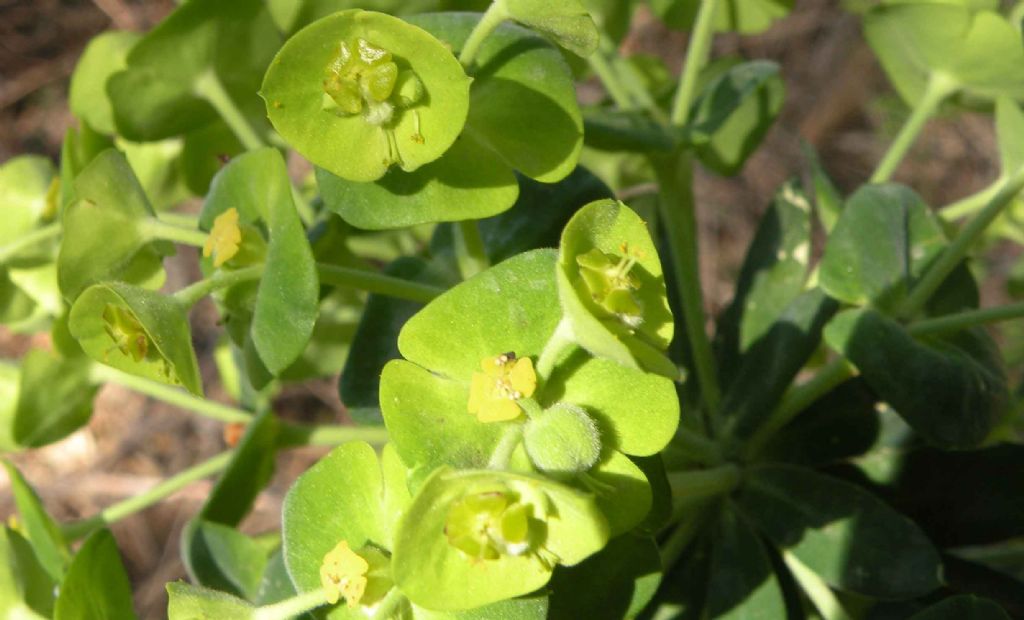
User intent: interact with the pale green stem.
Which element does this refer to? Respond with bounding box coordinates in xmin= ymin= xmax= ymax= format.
xmin=941 ymin=183 xmax=1001 ymax=221
xmin=870 ymin=73 xmax=956 ymax=183
xmin=372 ymin=588 xmax=409 ymax=620
xmin=653 ymin=155 xmax=721 ymax=418
xmin=535 ymin=318 xmax=576 ymax=380
xmin=668 ymin=464 xmax=740 ymax=521
xmin=90 ymin=364 xmax=253 ymax=424
xmin=61 ymin=450 xmax=235 ymax=540
xmin=488 ymin=425 xmax=524 ymax=469
xmin=156 ymin=211 xmax=201 ymax=228
xmin=277 ymin=423 xmax=389 ymax=448
xmin=193 ymin=70 xmax=266 ymax=151
xmin=458 ymin=0 xmax=509 ymax=68
xmin=0 ymin=223 xmax=60 ymax=264
xmin=316 ymin=263 xmax=445 ymax=304
xmin=609 ymin=44 xmax=670 ymax=124
xmin=139 ymin=218 xmax=208 ymax=247
xmin=660 ymin=502 xmax=711 ymax=571
xmin=670 ymin=0 xmax=721 ymax=126
xmin=743 ymin=359 xmax=856 ymax=460
xmin=173 ymin=265 xmax=264 ymax=308
xmin=453 ymin=220 xmax=490 ymax=280
xmin=290 ymin=184 xmax=316 ymax=227
xmin=589 ymin=39 xmax=636 ymax=110
xmin=784 ymin=551 xmax=852 ymax=620
xmin=900 ymin=163 xmax=1024 ymax=318
xmin=253 ymin=588 xmax=328 ymax=620
xmin=910 ymin=301 xmax=1024 ymax=336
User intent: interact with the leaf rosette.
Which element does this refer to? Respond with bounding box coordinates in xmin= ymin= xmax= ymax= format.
xmin=556 ymin=199 xmax=676 ymax=377
xmin=380 ymin=250 xmax=679 ymax=535
xmin=262 ymin=10 xmax=471 ymax=184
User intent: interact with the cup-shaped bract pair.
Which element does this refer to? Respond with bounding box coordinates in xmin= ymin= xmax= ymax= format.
xmin=380 ymin=250 xmax=679 ymax=535
xmin=392 ymin=467 xmax=610 ymax=611
xmin=280 ymin=441 xmax=548 ymax=619
xmin=557 ymin=199 xmax=676 ymax=378
xmin=262 ymin=10 xmax=470 ymax=185
xmin=57 ymin=150 xmax=172 ymax=303
xmin=68 ymin=282 xmax=202 ymax=395
xmin=314 ymin=12 xmax=585 ymax=230
xmin=199 ymin=148 xmax=319 ymax=378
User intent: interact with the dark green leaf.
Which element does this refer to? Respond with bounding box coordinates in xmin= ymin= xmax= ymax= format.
xmin=54 ymin=529 xmax=137 ymax=620
xmin=10 ymin=349 xmax=97 ymax=449
xmin=198 ymin=409 xmax=275 ymax=526
xmin=909 ymin=595 xmax=1009 ymax=620
xmin=824 ymin=308 xmax=1006 ymax=448
xmin=502 ymin=0 xmax=600 ymax=57
xmin=705 ymin=505 xmax=787 ymax=620
xmin=819 ymin=184 xmax=945 ymax=313
xmin=549 ymin=534 xmax=662 ymax=620
xmin=734 ymin=464 xmax=942 ymax=598
xmin=0 ymin=526 xmax=55 ymax=619
xmin=180 ymin=520 xmax=267 ymax=602
xmin=651 ymin=0 xmax=793 ymax=34
xmin=180 ymin=122 xmax=243 ymax=196
xmin=720 ymin=288 xmax=838 ymax=441
xmin=68 ymin=31 xmax=140 ymax=135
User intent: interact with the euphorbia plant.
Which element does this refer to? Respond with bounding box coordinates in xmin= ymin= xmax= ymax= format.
xmin=4 ymin=0 xmax=1024 ymax=618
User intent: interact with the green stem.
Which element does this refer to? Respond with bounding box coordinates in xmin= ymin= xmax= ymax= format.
xmin=671 ymin=427 xmax=723 ymax=465
xmin=316 ymin=263 xmax=445 ymax=304
xmin=784 ymin=551 xmax=852 ymax=620
xmin=253 ymin=588 xmax=328 ymax=620
xmin=667 ymin=464 xmax=740 ymax=520
xmin=140 ymin=218 xmax=208 ymax=247
xmin=653 ymin=154 xmax=721 ymax=418
xmin=277 ymin=422 xmax=389 ymax=448
xmin=61 ymin=450 xmax=235 ymax=540
xmin=156 ymin=211 xmax=201 ymax=228
xmin=588 ymin=42 xmax=635 ymax=110
xmin=458 ymin=0 xmax=509 ymax=68
xmin=669 ymin=0 xmax=721 ymax=126
xmin=743 ymin=358 xmax=856 ymax=460
xmin=453 ymin=220 xmax=490 ymax=280
xmin=90 ymin=364 xmax=253 ymax=424
xmin=909 ymin=301 xmax=1024 ymax=337
xmin=290 ymin=184 xmax=316 ymax=227
xmin=173 ymin=265 xmax=264 ymax=308
xmin=870 ymin=72 xmax=956 ymax=183
xmin=488 ymin=425 xmax=524 ymax=469
xmin=0 ymin=223 xmax=60 ymax=264
xmin=194 ymin=70 xmax=266 ymax=150
xmin=900 ymin=164 xmax=1024 ymax=318
xmin=660 ymin=502 xmax=710 ymax=571
xmin=941 ymin=183 xmax=1000 ymax=221
xmin=372 ymin=588 xmax=409 ymax=620
xmin=535 ymin=318 xmax=576 ymax=380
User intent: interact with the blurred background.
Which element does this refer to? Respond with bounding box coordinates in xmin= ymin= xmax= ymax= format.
xmin=0 ymin=0 xmax=1015 ymax=616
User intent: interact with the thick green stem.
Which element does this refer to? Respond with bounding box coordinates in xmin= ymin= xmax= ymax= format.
xmin=459 ymin=1 xmax=509 ymax=68
xmin=668 ymin=464 xmax=739 ymax=521
xmin=0 ymin=223 xmax=60 ymax=264
xmin=900 ymin=164 xmax=1024 ymax=318
xmin=253 ymin=588 xmax=328 ymax=620
xmin=277 ymin=422 xmax=389 ymax=448
xmin=941 ymin=183 xmax=1000 ymax=221
xmin=784 ymin=551 xmax=852 ymax=620
xmin=671 ymin=427 xmax=723 ymax=465
xmin=909 ymin=301 xmax=1024 ymax=337
xmin=453 ymin=220 xmax=490 ymax=280
xmin=660 ymin=502 xmax=711 ymax=571
xmin=139 ymin=218 xmax=208 ymax=248
xmin=535 ymin=318 xmax=576 ymax=380
xmin=173 ymin=265 xmax=264 ymax=308
xmin=488 ymin=425 xmax=525 ymax=469
xmin=588 ymin=41 xmax=635 ymax=110
xmin=90 ymin=364 xmax=253 ymax=424
xmin=372 ymin=588 xmax=409 ymax=620
xmin=743 ymin=358 xmax=856 ymax=460
xmin=670 ymin=0 xmax=721 ymax=126
xmin=61 ymin=450 xmax=235 ymax=540
xmin=870 ymin=73 xmax=956 ymax=183
xmin=316 ymin=263 xmax=445 ymax=304
xmin=194 ymin=70 xmax=266 ymax=150
xmin=653 ymin=155 xmax=721 ymax=418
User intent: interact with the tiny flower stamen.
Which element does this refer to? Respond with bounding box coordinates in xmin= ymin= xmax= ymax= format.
xmin=203 ymin=208 xmax=242 ymax=268
xmin=320 ymin=540 xmax=369 ymax=608
xmin=576 ymin=243 xmax=646 ymax=329
xmin=467 ymin=353 xmax=537 ymax=423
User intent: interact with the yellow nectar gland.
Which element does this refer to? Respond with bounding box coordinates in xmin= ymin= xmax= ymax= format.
xmin=320 ymin=541 xmax=369 ymax=608
xmin=467 ymin=353 xmax=537 ymax=423
xmin=203 ymin=208 xmax=242 ymax=268
xmin=576 ymin=243 xmax=646 ymax=328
